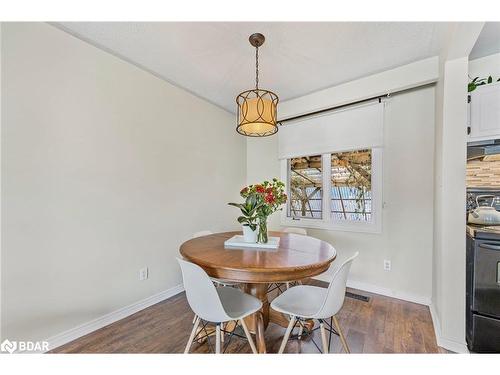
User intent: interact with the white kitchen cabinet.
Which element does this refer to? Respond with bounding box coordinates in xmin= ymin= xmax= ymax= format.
xmin=468 ymin=82 xmax=500 ymax=141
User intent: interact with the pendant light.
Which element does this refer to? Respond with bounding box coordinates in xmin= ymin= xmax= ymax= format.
xmin=236 ymin=33 xmax=279 ymax=137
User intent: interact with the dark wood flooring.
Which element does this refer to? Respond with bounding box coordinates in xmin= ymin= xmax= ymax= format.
xmin=51 ymin=282 xmax=445 ymax=354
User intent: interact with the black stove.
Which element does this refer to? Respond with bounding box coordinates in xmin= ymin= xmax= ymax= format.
xmin=466 ymin=188 xmax=500 ymax=353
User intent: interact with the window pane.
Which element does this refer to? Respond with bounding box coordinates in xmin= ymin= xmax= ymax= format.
xmin=288 ymin=155 xmax=323 ymax=219
xmin=330 ymin=149 xmax=372 ymax=222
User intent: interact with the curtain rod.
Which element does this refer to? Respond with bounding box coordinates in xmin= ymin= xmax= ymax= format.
xmin=278 ymin=82 xmax=436 ymax=125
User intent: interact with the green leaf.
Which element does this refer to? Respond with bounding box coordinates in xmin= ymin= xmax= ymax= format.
xmin=488 ymin=76 xmax=493 ymax=83
xmin=247 ymin=194 xmax=257 ymax=207
xmin=237 ymin=216 xmax=249 ymax=224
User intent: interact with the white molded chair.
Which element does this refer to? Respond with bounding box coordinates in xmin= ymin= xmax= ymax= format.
xmin=178 ymin=258 xmax=261 ymax=354
xmin=190 ymin=231 xmax=238 ymax=327
xmin=282 ymin=227 xmax=308 ymax=236
xmin=191 ymin=231 xmax=238 ymax=287
xmin=271 ymin=252 xmax=358 ymax=354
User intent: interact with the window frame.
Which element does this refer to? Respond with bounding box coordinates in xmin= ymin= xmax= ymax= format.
xmin=281 ymin=148 xmax=383 ymax=234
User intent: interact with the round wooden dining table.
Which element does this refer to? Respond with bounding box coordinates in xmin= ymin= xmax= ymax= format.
xmin=179 ymin=230 xmax=337 ymax=353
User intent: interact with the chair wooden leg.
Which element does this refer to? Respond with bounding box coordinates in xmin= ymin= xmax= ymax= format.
xmin=192 ymin=314 xmax=197 ymax=324
xmin=286 ymin=282 xmax=290 ymax=289
xmin=215 ymin=323 xmax=221 ymax=354
xmin=278 ymin=315 xmax=296 ymax=354
xmin=184 ymin=316 xmax=201 ymax=354
xmin=221 ymin=322 xmax=225 ymax=343
xmin=332 ymin=316 xmax=350 ymax=353
xmin=239 ymin=319 xmax=258 ymax=354
xmin=320 ymin=320 xmax=329 ymax=354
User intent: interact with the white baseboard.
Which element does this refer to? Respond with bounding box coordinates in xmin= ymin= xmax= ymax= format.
xmin=313 ymin=275 xmax=432 ymax=306
xmin=429 ymin=303 xmax=469 ymax=354
xmin=44 ymin=284 xmax=184 ymax=352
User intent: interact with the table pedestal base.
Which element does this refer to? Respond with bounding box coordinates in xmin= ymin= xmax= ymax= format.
xmin=242 ymin=283 xmax=268 ymax=353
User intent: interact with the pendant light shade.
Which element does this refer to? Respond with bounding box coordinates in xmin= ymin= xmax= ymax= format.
xmin=236 ymin=33 xmax=279 ymax=137
xmin=236 ymin=89 xmax=279 ymax=137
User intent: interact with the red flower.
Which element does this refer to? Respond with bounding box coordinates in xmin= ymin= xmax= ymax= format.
xmin=265 ymin=194 xmax=275 ymax=204
xmin=266 ymin=187 xmax=273 ymax=194
xmin=255 ymin=185 xmax=266 ymax=193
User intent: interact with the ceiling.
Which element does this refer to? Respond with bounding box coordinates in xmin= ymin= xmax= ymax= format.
xmin=470 ymin=22 xmax=500 ymax=60
xmin=55 ymin=22 xmax=452 ymax=113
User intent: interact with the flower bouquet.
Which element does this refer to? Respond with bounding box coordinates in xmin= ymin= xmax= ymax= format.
xmin=229 ymin=178 xmax=287 ymax=243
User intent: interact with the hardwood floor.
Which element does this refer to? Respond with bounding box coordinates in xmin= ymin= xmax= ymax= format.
xmin=51 ymin=283 xmax=445 ymax=354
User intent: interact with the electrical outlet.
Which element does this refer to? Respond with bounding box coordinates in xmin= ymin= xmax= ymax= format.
xmin=139 ymin=267 xmax=149 ymax=281
xmin=383 ymin=260 xmax=391 ymax=271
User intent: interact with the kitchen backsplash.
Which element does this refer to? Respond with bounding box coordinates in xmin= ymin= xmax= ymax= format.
xmin=467 ymin=159 xmax=500 ymax=187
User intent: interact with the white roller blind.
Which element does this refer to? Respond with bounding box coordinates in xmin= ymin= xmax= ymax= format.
xmin=278 ymin=101 xmax=384 ymax=159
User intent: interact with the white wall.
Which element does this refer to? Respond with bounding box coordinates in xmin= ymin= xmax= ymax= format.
xmin=1 ymin=23 xmax=246 ymax=344
xmin=469 ymin=52 xmax=500 ymax=79
xmin=432 ymin=57 xmax=469 ymax=352
xmin=247 ymin=65 xmax=437 ymax=305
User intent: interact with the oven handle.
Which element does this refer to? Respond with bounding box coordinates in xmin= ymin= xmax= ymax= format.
xmin=479 ymin=243 xmax=500 ymax=251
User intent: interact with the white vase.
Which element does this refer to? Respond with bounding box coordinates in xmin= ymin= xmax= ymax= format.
xmin=242 ymin=225 xmax=257 ymax=243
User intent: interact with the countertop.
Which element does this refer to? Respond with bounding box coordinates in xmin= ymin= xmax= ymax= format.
xmin=467 ymin=223 xmax=500 ymax=239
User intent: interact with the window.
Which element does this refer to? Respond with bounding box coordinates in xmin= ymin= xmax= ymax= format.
xmin=282 ymin=148 xmax=382 ymax=233
xmin=288 ymin=155 xmax=323 ymax=219
xmin=278 ymin=101 xmax=384 ymax=233
xmin=330 ymin=149 xmax=372 ymax=222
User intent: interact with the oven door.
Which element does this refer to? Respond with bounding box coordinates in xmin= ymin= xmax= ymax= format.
xmin=473 ymin=241 xmax=500 ymax=318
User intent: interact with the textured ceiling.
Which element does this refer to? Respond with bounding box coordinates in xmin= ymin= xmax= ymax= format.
xmin=470 ymin=22 xmax=500 ymax=60
xmin=55 ymin=22 xmax=452 ymax=113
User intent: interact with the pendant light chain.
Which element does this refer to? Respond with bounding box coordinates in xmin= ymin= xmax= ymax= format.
xmin=255 ymin=46 xmax=259 ymax=90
